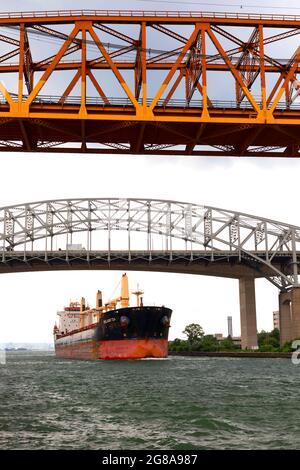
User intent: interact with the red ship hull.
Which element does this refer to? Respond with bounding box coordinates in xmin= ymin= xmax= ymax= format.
xmin=55 ymin=338 xmax=168 ymax=360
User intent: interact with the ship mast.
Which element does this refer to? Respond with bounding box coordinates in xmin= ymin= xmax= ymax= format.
xmin=132 ymin=284 xmax=144 ymax=307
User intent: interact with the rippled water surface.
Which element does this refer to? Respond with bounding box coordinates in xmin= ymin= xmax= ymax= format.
xmin=1 ymin=352 xmax=300 ymax=449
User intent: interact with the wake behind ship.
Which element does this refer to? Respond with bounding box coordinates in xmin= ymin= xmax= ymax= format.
xmin=53 ymin=274 xmax=172 ymax=360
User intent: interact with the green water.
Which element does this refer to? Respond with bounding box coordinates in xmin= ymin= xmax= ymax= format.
xmin=0 ymin=351 xmax=300 ymax=449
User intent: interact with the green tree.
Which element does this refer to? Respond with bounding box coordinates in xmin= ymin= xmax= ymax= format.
xmin=183 ymin=323 xmax=204 ymax=343
xmin=258 ymin=328 xmax=280 ymax=351
xmin=270 ymin=328 xmax=280 ymax=344
xmin=220 ymin=336 xmax=236 ymax=351
xmin=199 ymin=335 xmax=219 ymax=352
xmin=280 ymin=336 xmax=300 ymax=352
xmin=168 ymin=338 xmax=187 ymax=352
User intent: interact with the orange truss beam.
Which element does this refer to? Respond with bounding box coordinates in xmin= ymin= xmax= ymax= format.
xmin=0 ymin=10 xmax=300 ymax=156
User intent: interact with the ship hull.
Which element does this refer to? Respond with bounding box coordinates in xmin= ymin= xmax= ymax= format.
xmin=54 ymin=306 xmax=172 ymax=360
xmin=55 ymin=338 xmax=168 ymax=360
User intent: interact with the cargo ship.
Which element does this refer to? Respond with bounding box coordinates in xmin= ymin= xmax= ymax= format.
xmin=53 ymin=274 xmax=172 ymax=360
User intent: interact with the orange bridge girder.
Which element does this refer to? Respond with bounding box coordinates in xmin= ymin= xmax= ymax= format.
xmin=0 ymin=10 xmax=300 ymax=156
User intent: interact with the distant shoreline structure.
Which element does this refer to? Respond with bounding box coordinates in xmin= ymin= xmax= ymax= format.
xmin=169 ymin=351 xmax=292 ymax=358
xmin=0 ymin=343 xmax=54 ymax=351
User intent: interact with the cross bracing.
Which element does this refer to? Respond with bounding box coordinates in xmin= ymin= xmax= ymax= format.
xmin=0 ymin=10 xmax=300 ymax=155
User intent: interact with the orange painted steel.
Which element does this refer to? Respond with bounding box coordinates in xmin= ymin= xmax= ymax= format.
xmin=1 ymin=10 xmax=300 ymax=156
xmin=55 ymin=338 xmax=168 ymax=360
xmin=99 ymin=338 xmax=168 ymax=360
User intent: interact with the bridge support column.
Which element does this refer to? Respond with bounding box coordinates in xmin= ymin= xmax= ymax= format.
xmin=279 ymin=288 xmax=300 ymax=346
xmin=239 ymin=277 xmax=258 ymax=350
xmin=279 ymin=292 xmax=292 ymax=347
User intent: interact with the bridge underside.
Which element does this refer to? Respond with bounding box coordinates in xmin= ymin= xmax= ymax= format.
xmin=0 ymin=251 xmax=293 ymax=279
xmin=1 ymin=118 xmax=300 ymax=157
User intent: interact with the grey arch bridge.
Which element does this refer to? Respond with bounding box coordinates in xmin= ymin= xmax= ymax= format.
xmin=1 ymin=197 xmax=300 ymax=348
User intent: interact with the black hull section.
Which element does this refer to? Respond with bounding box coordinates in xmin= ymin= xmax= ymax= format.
xmin=94 ymin=306 xmax=172 ymax=341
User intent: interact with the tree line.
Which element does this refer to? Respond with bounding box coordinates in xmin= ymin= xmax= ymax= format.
xmin=168 ymin=323 xmax=295 ymax=352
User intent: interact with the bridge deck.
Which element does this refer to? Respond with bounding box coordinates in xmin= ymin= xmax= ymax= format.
xmin=0 ymin=250 xmax=295 ymax=278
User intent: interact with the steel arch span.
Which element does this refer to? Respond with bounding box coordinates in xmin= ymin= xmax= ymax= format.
xmin=1 ymin=10 xmax=300 ymax=156
xmin=0 ymin=197 xmax=299 ymax=290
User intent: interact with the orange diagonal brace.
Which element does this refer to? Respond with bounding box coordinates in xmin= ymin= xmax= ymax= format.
xmin=207 ymin=26 xmax=260 ymax=114
xmin=270 ymin=49 xmax=300 ymax=113
xmin=59 ymin=69 xmax=81 ymax=104
xmin=87 ymin=69 xmax=110 ymax=105
xmin=35 ymin=44 xmax=80 ymax=69
xmin=88 ymin=25 xmax=140 ymax=110
xmin=0 ymin=80 xmax=14 ymax=107
xmin=267 ymin=74 xmax=284 ymax=106
xmin=25 ymin=23 xmax=80 ymax=107
xmin=162 ymin=71 xmax=183 ymax=106
xmin=149 ymin=24 xmax=201 ymax=111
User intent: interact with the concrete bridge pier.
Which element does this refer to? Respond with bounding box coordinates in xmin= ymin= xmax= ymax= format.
xmin=279 ymin=288 xmax=300 ymax=346
xmin=279 ymin=292 xmax=292 ymax=346
xmin=239 ymin=277 xmax=258 ymax=350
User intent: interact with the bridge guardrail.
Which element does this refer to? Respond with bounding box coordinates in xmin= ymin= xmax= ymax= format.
xmin=0 ymin=10 xmax=299 ymax=22
xmin=1 ymin=94 xmax=299 ymax=111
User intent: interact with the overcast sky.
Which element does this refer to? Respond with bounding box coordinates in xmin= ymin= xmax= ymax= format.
xmin=1 ymin=0 xmax=300 ymax=344
xmin=4 ymin=0 xmax=299 ymax=13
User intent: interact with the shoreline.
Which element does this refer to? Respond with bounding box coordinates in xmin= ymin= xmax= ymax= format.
xmin=168 ymin=351 xmax=292 ymax=358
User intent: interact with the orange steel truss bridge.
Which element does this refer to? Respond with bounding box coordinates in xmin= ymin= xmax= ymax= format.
xmin=1 ymin=197 xmax=300 ymax=292
xmin=1 ymin=10 xmax=300 ymax=156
